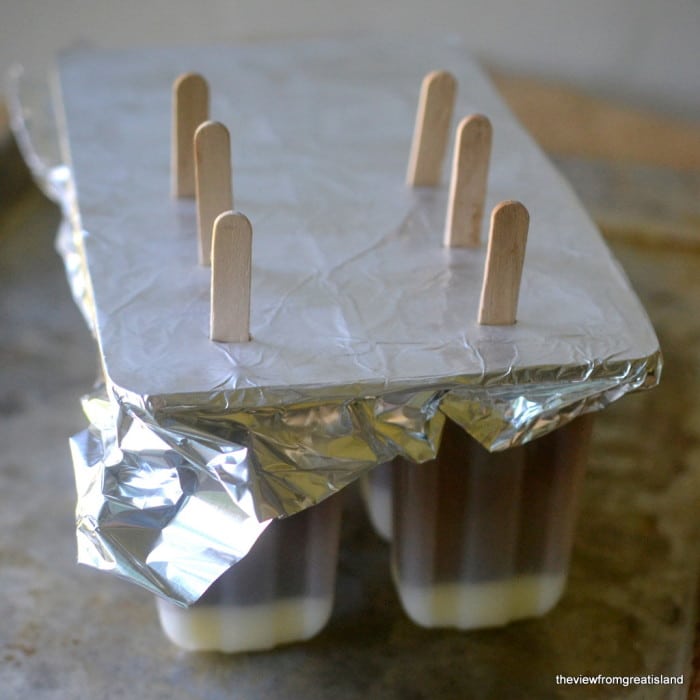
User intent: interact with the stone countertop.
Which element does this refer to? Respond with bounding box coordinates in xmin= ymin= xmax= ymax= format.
xmin=1 ymin=77 xmax=700 ymax=699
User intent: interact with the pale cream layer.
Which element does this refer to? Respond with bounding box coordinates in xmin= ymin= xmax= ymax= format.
xmin=360 ymin=474 xmax=393 ymax=542
xmin=156 ymin=596 xmax=333 ymax=653
xmin=394 ymin=573 xmax=567 ymax=629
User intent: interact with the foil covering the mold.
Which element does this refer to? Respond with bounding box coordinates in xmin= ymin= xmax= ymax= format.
xmin=8 ymin=37 xmax=660 ymax=605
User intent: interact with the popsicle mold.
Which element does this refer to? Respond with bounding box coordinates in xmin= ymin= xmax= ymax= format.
xmin=390 ymin=415 xmax=593 ymax=629
xmin=157 ymin=494 xmax=342 ymax=652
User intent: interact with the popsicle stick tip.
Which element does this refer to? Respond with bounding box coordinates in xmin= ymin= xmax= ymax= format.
xmin=406 ymin=69 xmax=458 ymax=187
xmin=444 ymin=113 xmax=493 ymax=248
xmin=457 ymin=113 xmax=491 ymax=134
xmin=195 ymin=120 xmax=233 ymax=266
xmin=210 ymin=211 xmax=253 ymax=343
xmin=478 ymin=200 xmax=529 ymax=326
xmin=172 ymin=73 xmax=210 ymax=198
xmin=424 ymin=70 xmax=457 ymax=89
xmin=492 ymin=200 xmax=529 ymax=227
xmin=173 ymin=72 xmax=209 ymax=93
xmin=194 ymin=119 xmax=228 ymax=139
xmin=214 ymin=210 xmax=251 ymax=232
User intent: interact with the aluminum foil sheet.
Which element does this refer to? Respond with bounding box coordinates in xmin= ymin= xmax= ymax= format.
xmin=9 ymin=36 xmax=660 ymax=604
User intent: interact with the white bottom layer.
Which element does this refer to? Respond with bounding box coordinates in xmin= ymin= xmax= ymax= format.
xmin=394 ymin=573 xmax=567 ymax=629
xmin=360 ymin=475 xmax=392 ymax=542
xmin=156 ymin=596 xmax=333 ymax=652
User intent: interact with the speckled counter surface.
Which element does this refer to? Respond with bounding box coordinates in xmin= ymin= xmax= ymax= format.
xmin=1 ymin=105 xmax=700 ymax=699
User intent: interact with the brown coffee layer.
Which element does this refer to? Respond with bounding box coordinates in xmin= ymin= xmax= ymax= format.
xmin=392 ymin=416 xmax=593 ymax=586
xmin=195 ymin=494 xmax=342 ymax=607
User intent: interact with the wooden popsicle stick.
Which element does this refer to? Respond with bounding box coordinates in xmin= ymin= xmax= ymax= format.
xmin=444 ymin=114 xmax=492 ymax=248
xmin=406 ymin=70 xmax=457 ymax=187
xmin=478 ymin=201 xmax=529 ymax=325
xmin=210 ymin=211 xmax=252 ymax=343
xmin=172 ymin=72 xmax=209 ymax=198
xmin=195 ymin=120 xmax=233 ymax=266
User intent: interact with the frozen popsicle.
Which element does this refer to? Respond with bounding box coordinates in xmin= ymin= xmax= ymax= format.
xmin=157 ymin=494 xmax=342 ymax=652
xmin=391 ymin=415 xmax=593 ymax=628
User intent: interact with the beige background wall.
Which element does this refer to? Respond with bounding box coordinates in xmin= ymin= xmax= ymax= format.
xmin=1 ymin=0 xmax=699 ymax=119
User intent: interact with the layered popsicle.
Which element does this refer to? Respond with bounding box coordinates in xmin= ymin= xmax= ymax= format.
xmin=157 ymin=494 xmax=342 ymax=652
xmin=391 ymin=415 xmax=593 ymax=628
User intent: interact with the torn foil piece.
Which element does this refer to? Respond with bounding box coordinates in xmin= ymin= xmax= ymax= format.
xmin=71 ymin=389 xmax=269 ymax=604
xmin=8 ymin=36 xmax=660 ymax=604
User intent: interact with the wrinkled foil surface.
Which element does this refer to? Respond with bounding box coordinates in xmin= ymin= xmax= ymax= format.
xmin=8 ymin=37 xmax=660 ymax=604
